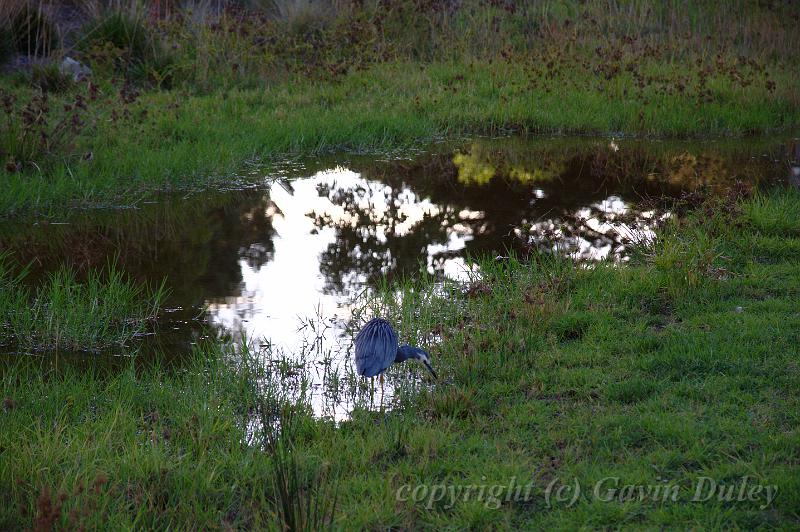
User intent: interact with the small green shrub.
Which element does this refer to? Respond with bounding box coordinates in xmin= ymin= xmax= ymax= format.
xmin=79 ymin=12 xmax=174 ymax=86
xmin=30 ymin=62 xmax=73 ymax=93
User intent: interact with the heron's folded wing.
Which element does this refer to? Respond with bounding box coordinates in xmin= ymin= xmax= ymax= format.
xmin=354 ymin=318 xmax=398 ymax=377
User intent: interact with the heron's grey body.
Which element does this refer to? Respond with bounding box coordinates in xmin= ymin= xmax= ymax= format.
xmin=354 ymin=318 xmax=437 ymax=379
xmin=354 ymin=318 xmax=398 ymax=377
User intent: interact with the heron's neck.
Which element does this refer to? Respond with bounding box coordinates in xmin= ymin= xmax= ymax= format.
xmin=395 ymin=345 xmax=420 ymax=363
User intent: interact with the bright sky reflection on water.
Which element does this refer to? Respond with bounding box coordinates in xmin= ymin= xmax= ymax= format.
xmin=2 ymin=135 xmax=792 ymax=418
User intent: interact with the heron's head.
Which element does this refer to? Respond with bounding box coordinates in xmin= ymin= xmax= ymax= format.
xmin=397 ymin=345 xmax=437 ymax=380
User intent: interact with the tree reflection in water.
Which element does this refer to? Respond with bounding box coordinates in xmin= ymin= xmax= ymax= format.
xmin=308 ymin=176 xmax=456 ymax=294
xmin=0 ymin=189 xmax=280 ymax=355
xmin=309 ymin=136 xmax=783 ymax=294
xmin=0 ymin=136 xmax=789 ymax=361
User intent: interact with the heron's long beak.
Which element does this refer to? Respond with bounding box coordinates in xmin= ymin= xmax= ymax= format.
xmin=422 ymin=360 xmax=438 ymax=380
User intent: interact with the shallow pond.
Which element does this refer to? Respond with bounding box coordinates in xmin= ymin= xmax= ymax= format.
xmin=1 ymin=135 xmax=797 ymax=417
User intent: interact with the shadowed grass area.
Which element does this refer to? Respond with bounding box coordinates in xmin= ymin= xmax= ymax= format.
xmin=0 ymin=257 xmax=165 ymax=351
xmin=1 ymin=189 xmax=798 ymax=528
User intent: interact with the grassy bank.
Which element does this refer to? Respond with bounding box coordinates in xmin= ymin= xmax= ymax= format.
xmin=2 ymin=60 xmax=798 ymax=217
xmin=2 ymin=188 xmax=798 ymax=528
xmin=1 ymin=0 xmax=799 ymax=216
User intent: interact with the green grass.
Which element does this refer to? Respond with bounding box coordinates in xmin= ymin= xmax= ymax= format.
xmin=2 ymin=60 xmax=798 ymax=217
xmin=0 ymin=256 xmax=165 ymax=352
xmin=0 ymin=340 xmax=339 ymax=530
xmin=2 ymin=0 xmax=798 ymax=216
xmin=2 ymin=189 xmax=798 ymax=528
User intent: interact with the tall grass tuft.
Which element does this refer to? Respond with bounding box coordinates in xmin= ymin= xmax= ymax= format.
xmin=2 ymin=258 xmax=166 ymax=352
xmin=30 ymin=62 xmax=73 ymax=93
xmin=232 ymin=341 xmax=340 ymax=531
xmin=743 ymin=189 xmax=800 ymax=237
xmin=77 ymin=9 xmax=175 ymax=86
xmin=267 ymin=428 xmax=339 ymax=531
xmin=267 ymin=0 xmax=339 ymax=33
xmin=0 ymin=251 xmax=28 ymax=343
xmin=0 ymin=0 xmax=60 ymax=58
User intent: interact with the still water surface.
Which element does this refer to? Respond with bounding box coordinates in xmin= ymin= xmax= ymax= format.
xmin=1 ymin=136 xmax=795 ymax=416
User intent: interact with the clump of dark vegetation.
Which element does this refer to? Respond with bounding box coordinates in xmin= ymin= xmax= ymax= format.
xmin=0 ymin=84 xmax=94 ymax=173
xmin=4 ymin=1 xmax=60 ymax=58
xmin=78 ymin=10 xmax=175 ymax=87
xmin=0 ymin=78 xmax=145 ymax=175
xmin=30 ymin=62 xmax=72 ymax=93
xmin=0 ymin=25 xmax=15 ymax=65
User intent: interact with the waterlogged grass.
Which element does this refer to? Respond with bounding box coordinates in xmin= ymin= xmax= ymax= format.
xmin=1 ymin=59 xmax=798 ymax=217
xmin=0 ymin=257 xmax=165 ymax=352
xmin=1 ymin=189 xmax=798 ymax=528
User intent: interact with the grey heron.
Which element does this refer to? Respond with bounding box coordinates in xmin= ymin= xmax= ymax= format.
xmin=354 ymin=318 xmax=437 ymax=391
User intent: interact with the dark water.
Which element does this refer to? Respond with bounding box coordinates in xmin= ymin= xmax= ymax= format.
xmin=0 ymin=136 xmax=796 ymax=380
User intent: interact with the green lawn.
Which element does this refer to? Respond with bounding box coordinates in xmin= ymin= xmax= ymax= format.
xmin=2 ymin=189 xmax=798 ymax=529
